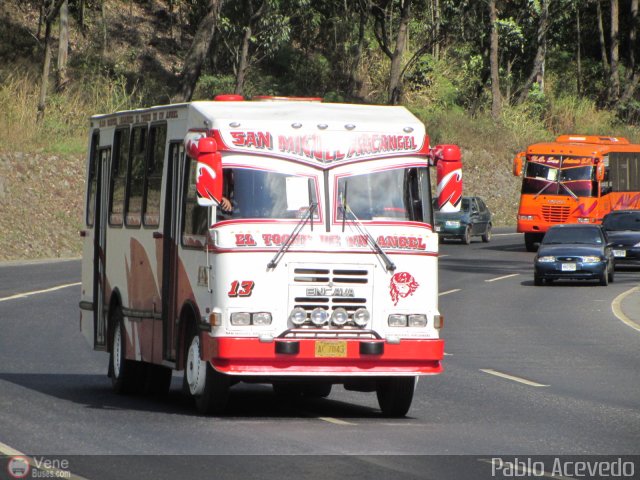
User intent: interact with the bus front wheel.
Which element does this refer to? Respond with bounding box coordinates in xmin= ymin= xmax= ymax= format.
xmin=376 ymin=376 xmax=416 ymax=417
xmin=109 ymin=308 xmax=143 ymax=394
xmin=185 ymin=329 xmax=230 ymax=414
xmin=524 ymin=233 xmax=540 ymax=252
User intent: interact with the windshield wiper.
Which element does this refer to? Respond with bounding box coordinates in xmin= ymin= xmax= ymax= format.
xmin=267 ymin=203 xmax=317 ymax=270
xmin=340 ymin=202 xmax=396 ymax=272
xmin=558 ymin=182 xmax=578 ymax=199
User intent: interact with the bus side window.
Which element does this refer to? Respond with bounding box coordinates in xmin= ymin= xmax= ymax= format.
xmin=109 ymin=127 xmax=130 ymax=226
xmin=182 ymin=158 xmax=209 ymax=247
xmin=86 ymin=130 xmax=100 ymax=227
xmin=125 ymin=125 xmax=147 ymax=227
xmin=143 ymin=123 xmax=167 ymax=227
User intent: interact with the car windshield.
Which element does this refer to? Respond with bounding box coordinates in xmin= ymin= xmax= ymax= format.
xmin=603 ymin=213 xmax=640 ymax=231
xmin=542 ymin=227 xmax=603 ymax=245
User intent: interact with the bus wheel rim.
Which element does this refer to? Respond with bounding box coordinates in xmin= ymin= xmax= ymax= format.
xmin=186 ymin=335 xmax=206 ymax=396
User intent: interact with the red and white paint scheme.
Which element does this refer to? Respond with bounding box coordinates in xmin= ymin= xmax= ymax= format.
xmin=79 ymin=96 xmax=462 ymax=417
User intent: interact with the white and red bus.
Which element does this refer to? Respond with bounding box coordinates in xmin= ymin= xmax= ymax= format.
xmin=79 ymin=95 xmax=462 ymax=417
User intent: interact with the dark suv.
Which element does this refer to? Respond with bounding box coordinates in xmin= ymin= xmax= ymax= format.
xmin=602 ymin=209 xmax=640 ymax=268
xmin=434 ymin=196 xmax=493 ymax=244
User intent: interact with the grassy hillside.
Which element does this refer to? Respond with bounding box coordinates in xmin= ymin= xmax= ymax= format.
xmin=1 ymin=0 xmax=639 ymax=261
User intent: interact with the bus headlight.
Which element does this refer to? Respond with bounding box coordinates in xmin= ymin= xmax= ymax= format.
xmin=230 ymin=312 xmax=251 ymax=326
xmin=331 ymin=308 xmax=349 ymax=326
xmin=518 ymin=215 xmax=534 ymax=221
xmin=353 ymin=308 xmax=370 ymax=327
xmin=289 ymin=307 xmax=307 ymax=326
xmin=388 ymin=314 xmax=407 ymax=327
xmin=577 ymin=217 xmax=590 ymax=223
xmin=311 ymin=308 xmax=329 ymax=326
xmin=252 ymin=312 xmax=272 ymax=326
xmin=408 ymin=314 xmax=428 ymax=327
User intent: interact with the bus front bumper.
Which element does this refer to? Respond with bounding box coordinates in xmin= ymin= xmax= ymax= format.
xmin=201 ymin=336 xmax=444 ymax=376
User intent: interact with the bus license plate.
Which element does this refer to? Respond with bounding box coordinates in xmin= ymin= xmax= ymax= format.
xmin=613 ymin=249 xmax=626 ymax=257
xmin=561 ymin=263 xmax=577 ymax=271
xmin=315 ymin=341 xmax=347 ymax=358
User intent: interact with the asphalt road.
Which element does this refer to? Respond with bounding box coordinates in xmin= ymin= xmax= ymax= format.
xmin=1 ymin=230 xmax=639 ymax=479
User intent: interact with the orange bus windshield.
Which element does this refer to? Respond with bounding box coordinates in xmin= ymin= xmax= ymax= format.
xmin=522 ymin=155 xmax=597 ymax=198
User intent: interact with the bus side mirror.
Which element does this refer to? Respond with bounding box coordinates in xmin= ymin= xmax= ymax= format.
xmin=190 ymin=137 xmax=223 ymax=207
xmin=513 ymin=152 xmax=524 ymax=177
xmin=432 ymin=144 xmax=462 ymax=212
xmin=596 ymin=162 xmax=605 ymax=182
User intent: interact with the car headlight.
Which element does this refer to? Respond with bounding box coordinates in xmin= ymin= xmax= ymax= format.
xmin=634 ymin=242 xmax=640 ymax=247
xmin=445 ymin=220 xmax=461 ymax=227
xmin=581 ymin=256 xmax=601 ymax=263
xmin=536 ymin=256 xmax=556 ymax=263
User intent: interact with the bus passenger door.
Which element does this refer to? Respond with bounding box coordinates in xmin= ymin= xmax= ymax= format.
xmin=161 ymin=142 xmax=184 ymax=362
xmin=93 ymin=147 xmax=111 ymax=349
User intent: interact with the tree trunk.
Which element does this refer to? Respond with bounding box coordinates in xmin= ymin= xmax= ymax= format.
xmin=176 ymin=0 xmax=222 ymax=102
xmin=576 ymin=1 xmax=582 ymax=94
xmin=516 ymin=0 xmax=549 ymax=104
xmin=56 ymin=0 xmax=69 ymax=92
xmin=36 ymin=0 xmax=66 ymax=123
xmin=597 ymin=0 xmax=609 ymax=74
xmin=349 ymin=4 xmax=367 ymax=99
xmin=621 ymin=0 xmax=639 ymax=103
xmin=610 ymin=0 xmax=620 ymax=102
xmin=101 ymin=0 xmax=107 ymax=60
xmin=489 ymin=0 xmax=501 ymax=119
xmin=433 ymin=0 xmax=440 ymax=60
xmin=235 ymin=25 xmax=252 ymax=95
xmin=388 ymin=0 xmax=412 ymax=105
xmin=78 ymin=0 xmax=85 ymax=32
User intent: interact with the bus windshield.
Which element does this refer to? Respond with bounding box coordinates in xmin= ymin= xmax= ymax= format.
xmin=522 ymin=156 xmax=597 ymax=198
xmin=218 ymin=168 xmax=319 ymax=221
xmin=336 ymin=167 xmax=432 ymax=224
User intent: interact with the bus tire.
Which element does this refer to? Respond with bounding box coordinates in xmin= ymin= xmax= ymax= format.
xmin=524 ymin=233 xmax=538 ymax=252
xmin=303 ymin=382 xmax=332 ymax=398
xmin=376 ymin=376 xmax=415 ymax=417
xmin=109 ymin=309 xmax=142 ymax=394
xmin=185 ymin=328 xmax=230 ymax=414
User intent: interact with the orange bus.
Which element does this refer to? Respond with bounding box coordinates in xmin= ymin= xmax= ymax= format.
xmin=513 ymin=135 xmax=640 ymax=251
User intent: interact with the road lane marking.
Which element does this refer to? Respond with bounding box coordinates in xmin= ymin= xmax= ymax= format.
xmin=318 ymin=417 xmax=356 ymax=426
xmin=492 ymin=233 xmax=522 ymax=237
xmin=0 ymin=441 xmax=89 ymax=480
xmin=485 ymin=273 xmax=520 ymax=283
xmin=439 ymin=289 xmax=461 ymax=296
xmin=611 ymin=286 xmax=640 ymax=333
xmin=480 ymin=369 xmax=549 ymax=387
xmin=0 ymin=282 xmax=81 ymax=303
xmin=439 ymin=254 xmax=449 ymax=258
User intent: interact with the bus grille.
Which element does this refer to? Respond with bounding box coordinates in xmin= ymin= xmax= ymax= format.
xmin=291 ymin=266 xmax=370 ymax=313
xmin=542 ymin=205 xmax=570 ymax=223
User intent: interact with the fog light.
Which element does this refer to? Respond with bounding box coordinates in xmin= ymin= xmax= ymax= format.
xmin=408 ymin=314 xmax=428 ymax=327
xmin=289 ymin=307 xmax=307 ymax=326
xmin=230 ymin=312 xmax=251 ymax=326
xmin=388 ymin=314 xmax=407 ymax=327
xmin=353 ymin=308 xmax=370 ymax=327
xmin=331 ymin=308 xmax=349 ymax=326
xmin=311 ymin=308 xmax=329 ymax=326
xmin=253 ymin=312 xmax=272 ymax=326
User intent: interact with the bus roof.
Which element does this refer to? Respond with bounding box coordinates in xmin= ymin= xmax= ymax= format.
xmin=526 ymin=134 xmax=640 ymax=156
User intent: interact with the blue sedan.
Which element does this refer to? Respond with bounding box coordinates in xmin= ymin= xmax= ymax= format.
xmin=533 ymin=224 xmax=614 ymax=286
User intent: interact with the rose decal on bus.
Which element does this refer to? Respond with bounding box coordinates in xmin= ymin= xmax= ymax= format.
xmin=390 ymin=272 xmax=419 ymax=306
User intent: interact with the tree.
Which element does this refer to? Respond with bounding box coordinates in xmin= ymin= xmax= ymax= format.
xmin=610 ymin=0 xmax=620 ymax=102
xmin=37 ymin=0 xmax=67 ymax=123
xmin=56 ymin=0 xmax=69 ymax=92
xmin=489 ymin=0 xmax=501 ymax=119
xmin=370 ymin=0 xmax=414 ymax=104
xmin=516 ymin=0 xmax=550 ymax=105
xmin=176 ymin=0 xmax=223 ymax=102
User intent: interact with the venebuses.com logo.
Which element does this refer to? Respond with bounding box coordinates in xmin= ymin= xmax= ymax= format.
xmin=7 ymin=456 xmax=30 ymax=479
